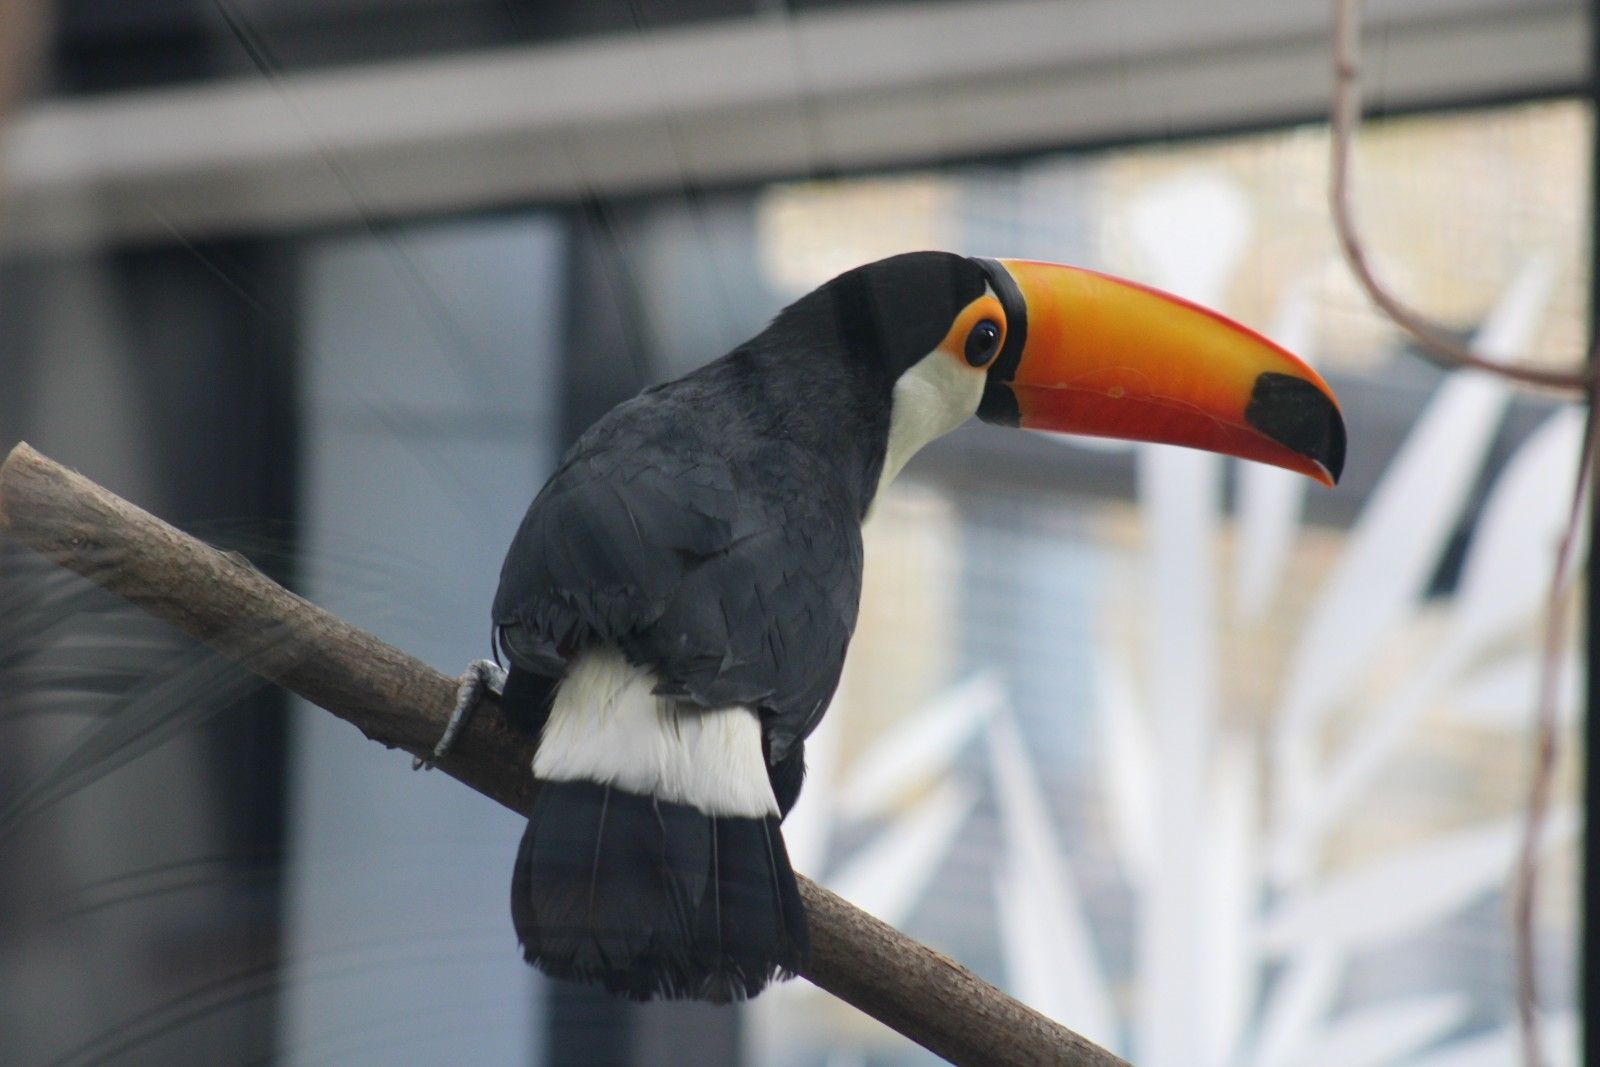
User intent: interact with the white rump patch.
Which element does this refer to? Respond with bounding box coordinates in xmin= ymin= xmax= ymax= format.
xmin=533 ymin=647 xmax=779 ymax=818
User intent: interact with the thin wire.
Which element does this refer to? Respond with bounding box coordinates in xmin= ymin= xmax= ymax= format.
xmin=770 ymin=0 xmax=840 ymax=182
xmin=197 ymin=0 xmax=518 ymax=524
xmin=208 ymin=0 xmax=489 ymax=398
xmin=620 ymin=0 xmax=741 ymax=354
xmin=151 ymin=212 xmax=272 ymax=318
xmin=576 ymin=188 xmax=657 ymax=389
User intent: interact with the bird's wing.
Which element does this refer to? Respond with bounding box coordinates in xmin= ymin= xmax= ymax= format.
xmin=493 ymin=430 xmax=859 ymax=763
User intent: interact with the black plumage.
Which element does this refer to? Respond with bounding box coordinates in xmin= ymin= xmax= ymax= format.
xmin=470 ymin=247 xmax=1349 ymax=1003
xmin=510 ymin=781 xmax=808 ymax=1001
xmin=495 ymin=251 xmax=988 ymax=761
xmin=495 ymin=252 xmax=992 ymax=1000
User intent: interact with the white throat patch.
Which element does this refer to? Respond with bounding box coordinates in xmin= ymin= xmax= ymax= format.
xmin=873 ymin=349 xmax=985 ymax=505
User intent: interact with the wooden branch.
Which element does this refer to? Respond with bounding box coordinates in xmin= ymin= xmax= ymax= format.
xmin=0 ymin=441 xmax=1128 ymax=1067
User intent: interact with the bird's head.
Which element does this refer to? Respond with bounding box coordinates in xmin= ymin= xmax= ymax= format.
xmin=788 ymin=250 xmax=1344 ymax=488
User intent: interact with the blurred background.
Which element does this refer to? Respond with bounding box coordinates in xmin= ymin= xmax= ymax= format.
xmin=0 ymin=1 xmax=1592 ymax=1065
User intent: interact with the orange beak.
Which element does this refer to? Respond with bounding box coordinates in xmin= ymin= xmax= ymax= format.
xmin=977 ymin=259 xmax=1345 ymax=486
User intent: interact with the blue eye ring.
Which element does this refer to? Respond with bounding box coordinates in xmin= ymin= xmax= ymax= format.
xmin=965 ymin=320 xmax=1002 ymax=366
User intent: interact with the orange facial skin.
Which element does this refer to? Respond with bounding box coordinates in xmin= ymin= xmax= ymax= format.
xmin=936 ymin=293 xmax=1008 ymax=365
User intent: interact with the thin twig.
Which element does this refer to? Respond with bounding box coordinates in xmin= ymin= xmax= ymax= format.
xmin=1329 ymin=0 xmax=1592 ymax=394
xmin=1329 ymin=3 xmax=1596 ymax=1064
xmin=0 ymin=441 xmax=1128 ymax=1067
xmin=1510 ymin=379 xmax=1598 ymax=1067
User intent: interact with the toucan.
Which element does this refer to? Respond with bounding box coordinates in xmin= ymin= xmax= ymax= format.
xmin=419 ymin=250 xmax=1344 ymax=1002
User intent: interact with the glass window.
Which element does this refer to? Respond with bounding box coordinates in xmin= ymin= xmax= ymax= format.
xmin=4 ymin=90 xmax=1586 ymax=1067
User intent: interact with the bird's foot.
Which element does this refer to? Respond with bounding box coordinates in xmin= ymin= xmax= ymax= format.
xmin=414 ymin=659 xmax=508 ymax=770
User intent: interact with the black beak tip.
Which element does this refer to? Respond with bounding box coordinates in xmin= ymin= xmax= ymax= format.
xmin=1245 ymin=372 xmax=1346 ymax=486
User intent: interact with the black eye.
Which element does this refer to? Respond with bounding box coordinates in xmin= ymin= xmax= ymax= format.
xmin=964 ymin=320 xmax=1002 ymax=367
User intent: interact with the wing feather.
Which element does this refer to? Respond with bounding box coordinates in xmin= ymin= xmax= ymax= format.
xmin=493 ymin=389 xmax=859 ymax=763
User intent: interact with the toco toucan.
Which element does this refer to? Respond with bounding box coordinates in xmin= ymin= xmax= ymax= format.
xmin=420 ymin=251 xmax=1344 ymax=1002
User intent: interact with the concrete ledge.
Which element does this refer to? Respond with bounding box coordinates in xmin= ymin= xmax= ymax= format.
xmin=0 ymin=0 xmax=1584 ymax=249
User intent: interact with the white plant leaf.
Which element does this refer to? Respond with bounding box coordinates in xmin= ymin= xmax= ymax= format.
xmin=782 ymin=689 xmax=842 ymax=875
xmin=825 ymin=779 xmax=976 ymax=928
xmin=1248 ymin=945 xmax=1346 ymax=1067
xmin=1288 ymin=652 xmax=1462 ymax=867
xmin=1446 ymin=404 xmax=1587 ymax=653
xmin=993 ymin=872 xmax=1122 ymax=1051
xmin=1407 ymin=1014 xmax=1578 ymax=1067
xmin=1050 ymin=433 xmax=1136 ymax=455
xmin=1272 ymin=258 xmax=1553 ymax=848
xmin=835 ymin=672 xmax=1004 ymax=822
xmin=1128 ymin=170 xmax=1252 ymax=305
xmin=1271 ymin=368 xmax=1509 ymax=820
xmin=988 ymin=711 xmax=1119 ymax=1048
xmin=1290 ymin=994 xmax=1471 ymax=1067
xmin=1261 ymin=808 xmax=1577 ymax=954
xmin=1094 ymin=646 xmax=1156 ymax=883
xmin=1296 ymin=404 xmax=1585 ymax=849
xmin=1135 ymin=444 xmax=1222 ymax=1067
xmin=1450 ymin=651 xmax=1582 ymax=732
xmin=1234 ymin=278 xmax=1318 ymax=622
xmin=1198 ymin=737 xmax=1260 ymax=1067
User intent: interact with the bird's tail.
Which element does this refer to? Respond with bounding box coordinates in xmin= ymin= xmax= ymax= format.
xmin=510 ymin=779 xmax=809 ymax=1001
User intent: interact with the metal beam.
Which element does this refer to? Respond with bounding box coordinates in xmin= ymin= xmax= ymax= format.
xmin=0 ymin=0 xmax=1585 ymax=248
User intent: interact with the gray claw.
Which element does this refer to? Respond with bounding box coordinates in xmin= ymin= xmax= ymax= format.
xmin=414 ymin=659 xmax=508 ymax=770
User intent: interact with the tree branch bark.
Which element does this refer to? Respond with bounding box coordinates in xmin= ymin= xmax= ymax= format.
xmin=0 ymin=440 xmax=1128 ymax=1067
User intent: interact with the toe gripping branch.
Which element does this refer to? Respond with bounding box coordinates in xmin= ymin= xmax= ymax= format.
xmin=414 ymin=659 xmax=508 ymax=770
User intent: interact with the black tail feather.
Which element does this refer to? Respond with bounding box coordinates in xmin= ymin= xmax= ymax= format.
xmin=511 ymin=780 xmax=808 ymax=1001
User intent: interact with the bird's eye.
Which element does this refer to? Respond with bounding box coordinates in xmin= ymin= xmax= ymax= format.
xmin=964 ymin=320 xmax=1002 ymax=367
